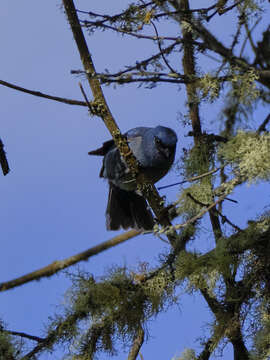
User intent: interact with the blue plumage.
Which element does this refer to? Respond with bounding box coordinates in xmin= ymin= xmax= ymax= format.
xmin=89 ymin=126 xmax=177 ymax=230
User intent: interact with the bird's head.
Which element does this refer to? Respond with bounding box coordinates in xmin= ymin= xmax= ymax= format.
xmin=153 ymin=126 xmax=177 ymax=159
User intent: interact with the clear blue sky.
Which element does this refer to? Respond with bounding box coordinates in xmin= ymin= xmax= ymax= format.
xmin=1 ymin=1 xmax=269 ymax=359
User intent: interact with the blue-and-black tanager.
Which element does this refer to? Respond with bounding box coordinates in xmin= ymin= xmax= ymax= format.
xmin=88 ymin=126 xmax=177 ymax=230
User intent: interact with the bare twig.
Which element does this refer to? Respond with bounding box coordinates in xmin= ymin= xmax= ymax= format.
xmin=79 ymin=82 xmax=93 ymax=111
xmin=0 ymin=229 xmax=141 ymax=292
xmin=158 ymin=166 xmax=223 ymax=190
xmin=186 ymin=193 xmax=241 ymax=232
xmin=71 ymin=40 xmax=182 ymax=79
xmin=150 ymin=19 xmax=178 ymax=74
xmin=0 ymin=138 xmax=10 ymax=175
xmin=240 ymin=17 xmax=261 ymax=57
xmin=173 ymin=195 xmax=227 ymax=231
xmin=257 ymin=113 xmax=270 ymax=133
xmin=206 ymin=0 xmax=243 ymax=22
xmin=0 ymin=79 xmax=87 ymax=107
xmin=76 ymin=2 xmax=153 ymax=25
xmin=81 ymin=19 xmax=178 ymax=42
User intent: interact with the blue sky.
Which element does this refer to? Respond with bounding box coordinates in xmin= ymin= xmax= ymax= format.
xmin=1 ymin=1 xmax=270 ymax=359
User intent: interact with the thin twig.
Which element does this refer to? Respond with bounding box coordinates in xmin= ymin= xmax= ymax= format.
xmin=150 ymin=19 xmax=178 ymax=74
xmin=79 ymin=82 xmax=93 ymax=113
xmin=0 ymin=229 xmax=141 ymax=292
xmin=240 ymin=17 xmax=261 ymax=57
xmin=158 ymin=166 xmax=223 ymax=190
xmin=0 ymin=79 xmax=87 ymax=107
xmin=173 ymin=195 xmax=227 ymax=231
xmin=187 ymin=193 xmax=241 ymax=232
xmin=81 ymin=20 xmax=178 ymax=42
xmin=257 ymin=113 xmax=270 ymax=133
xmin=76 ymin=2 xmax=153 ymax=25
xmin=72 ymin=40 xmax=182 ymax=79
xmin=206 ymin=0 xmax=243 ymax=22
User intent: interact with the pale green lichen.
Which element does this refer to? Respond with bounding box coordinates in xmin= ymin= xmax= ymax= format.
xmin=198 ymin=73 xmax=221 ymax=102
xmin=181 ymin=20 xmax=194 ymax=33
xmin=252 ymin=301 xmax=270 ymax=360
xmin=173 ymin=348 xmax=196 ymax=360
xmin=230 ymin=67 xmax=259 ymax=105
xmin=176 ymin=183 xmax=213 ymax=217
xmin=219 ymin=131 xmax=270 ymax=183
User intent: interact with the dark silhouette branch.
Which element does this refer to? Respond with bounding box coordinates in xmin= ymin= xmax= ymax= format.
xmin=3 ymin=330 xmax=45 ymax=343
xmin=180 ymin=0 xmax=202 ymax=141
xmin=257 ymin=113 xmax=270 ymax=133
xmin=174 ymin=194 xmax=227 ymax=230
xmin=76 ymin=2 xmax=154 ymax=26
xmin=186 ymin=192 xmax=241 ymax=232
xmin=71 ymin=40 xmax=183 ymax=79
xmin=158 ymin=166 xmax=224 ymax=190
xmin=0 ymin=229 xmax=141 ymax=292
xmin=0 ymin=138 xmax=10 ymax=176
xmin=197 ymin=336 xmax=215 ymax=360
xmin=81 ymin=19 xmax=179 ymax=42
xmin=0 ymin=79 xmax=87 ymax=107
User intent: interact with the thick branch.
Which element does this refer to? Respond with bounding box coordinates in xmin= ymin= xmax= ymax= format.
xmin=127 ymin=326 xmax=144 ymax=360
xmin=0 ymin=79 xmax=87 ymax=107
xmin=180 ymin=0 xmax=202 ymax=142
xmin=0 ymin=229 xmax=141 ymax=292
xmin=3 ymin=330 xmax=45 ymax=343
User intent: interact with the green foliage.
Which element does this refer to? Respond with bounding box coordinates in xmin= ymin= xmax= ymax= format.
xmin=183 ymin=142 xmax=215 ymax=178
xmin=0 ymin=321 xmax=22 ymax=360
xmin=219 ymin=131 xmax=270 ymax=183
xmin=230 ymin=67 xmax=259 ymax=106
xmin=174 ymin=348 xmax=196 ymax=360
xmin=0 ymin=333 xmax=16 ymax=360
xmin=252 ymin=301 xmax=270 ymax=360
xmin=46 ymin=266 xmax=177 ymax=358
xmin=176 ymin=182 xmax=213 ymax=217
xmin=198 ymin=74 xmax=221 ymax=102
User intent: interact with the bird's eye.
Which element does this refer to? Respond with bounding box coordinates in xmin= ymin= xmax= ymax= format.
xmin=155 ymin=137 xmax=162 ymax=145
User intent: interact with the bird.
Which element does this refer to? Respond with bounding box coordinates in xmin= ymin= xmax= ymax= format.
xmin=88 ymin=126 xmax=177 ymax=231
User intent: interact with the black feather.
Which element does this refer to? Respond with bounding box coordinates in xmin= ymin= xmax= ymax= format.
xmin=106 ymin=183 xmax=154 ymax=231
xmin=88 ymin=139 xmax=115 ymax=156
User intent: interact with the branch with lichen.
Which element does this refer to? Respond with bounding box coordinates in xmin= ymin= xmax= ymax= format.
xmin=63 ymin=0 xmax=178 ymax=247
xmin=0 ymin=229 xmax=141 ymax=292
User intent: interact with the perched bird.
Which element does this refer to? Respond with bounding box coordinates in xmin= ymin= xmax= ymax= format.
xmin=89 ymin=126 xmax=177 ymax=231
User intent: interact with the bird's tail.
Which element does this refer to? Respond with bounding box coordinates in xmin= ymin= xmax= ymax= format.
xmin=106 ymin=183 xmax=154 ymax=231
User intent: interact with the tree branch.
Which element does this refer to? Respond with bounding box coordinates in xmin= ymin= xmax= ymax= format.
xmin=71 ymin=40 xmax=183 ymax=80
xmin=127 ymin=326 xmax=145 ymax=360
xmin=0 ymin=229 xmax=141 ymax=292
xmin=3 ymin=330 xmax=45 ymax=343
xmin=62 ymin=0 xmax=178 ymax=247
xmin=180 ymin=0 xmax=202 ymax=141
xmin=81 ymin=19 xmax=179 ymax=42
xmin=0 ymin=79 xmax=87 ymax=107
